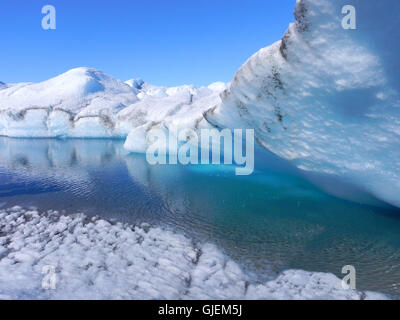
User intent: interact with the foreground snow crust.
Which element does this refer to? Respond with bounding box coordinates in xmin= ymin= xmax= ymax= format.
xmin=0 ymin=207 xmax=387 ymax=300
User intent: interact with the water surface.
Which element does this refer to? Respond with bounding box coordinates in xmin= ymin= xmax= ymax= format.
xmin=0 ymin=137 xmax=399 ymax=297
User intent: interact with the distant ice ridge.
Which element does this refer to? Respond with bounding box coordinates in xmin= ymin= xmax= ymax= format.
xmin=121 ymin=81 xmax=227 ymax=153
xmin=0 ymin=207 xmax=387 ymax=300
xmin=0 ymin=67 xmax=226 ymax=139
xmin=208 ymin=0 xmax=400 ymax=207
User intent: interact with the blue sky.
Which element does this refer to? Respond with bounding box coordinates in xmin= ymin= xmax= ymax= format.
xmin=0 ymin=0 xmax=295 ymax=86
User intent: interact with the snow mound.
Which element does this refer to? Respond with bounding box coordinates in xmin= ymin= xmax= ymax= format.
xmin=0 ymin=68 xmax=225 ymax=140
xmin=208 ymin=0 xmax=400 ymax=207
xmin=0 ymin=68 xmax=139 ymax=138
xmin=0 ymin=67 xmax=137 ymax=113
xmin=120 ymin=81 xmax=226 ymax=154
xmin=0 ymin=207 xmax=387 ymax=300
xmin=122 ymin=85 xmax=222 ymax=153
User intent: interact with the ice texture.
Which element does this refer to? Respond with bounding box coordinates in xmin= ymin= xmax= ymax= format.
xmin=208 ymin=0 xmax=400 ymax=207
xmin=0 ymin=207 xmax=387 ymax=300
xmin=121 ymin=81 xmax=227 ymax=153
xmin=0 ymin=68 xmax=225 ymax=140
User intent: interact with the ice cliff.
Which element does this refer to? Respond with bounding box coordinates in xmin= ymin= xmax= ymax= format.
xmin=207 ymin=0 xmax=400 ymax=207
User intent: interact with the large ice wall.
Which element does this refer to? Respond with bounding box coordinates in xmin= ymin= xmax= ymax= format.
xmin=208 ymin=0 xmax=400 ymax=207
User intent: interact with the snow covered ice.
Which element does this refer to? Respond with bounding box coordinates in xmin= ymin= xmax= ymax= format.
xmin=0 ymin=207 xmax=387 ymax=300
xmin=0 ymin=67 xmax=226 ymax=140
xmin=208 ymin=0 xmax=400 ymax=208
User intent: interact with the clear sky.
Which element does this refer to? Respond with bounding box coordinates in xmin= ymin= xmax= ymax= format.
xmin=0 ymin=0 xmax=295 ymax=86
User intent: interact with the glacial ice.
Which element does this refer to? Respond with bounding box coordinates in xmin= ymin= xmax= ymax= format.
xmin=208 ymin=0 xmax=400 ymax=207
xmin=0 ymin=68 xmax=225 ymax=140
xmin=0 ymin=0 xmax=399 ymax=208
xmin=0 ymin=207 xmax=387 ymax=300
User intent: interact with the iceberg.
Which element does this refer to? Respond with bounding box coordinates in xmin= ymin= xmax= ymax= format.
xmin=0 ymin=67 xmax=139 ymax=138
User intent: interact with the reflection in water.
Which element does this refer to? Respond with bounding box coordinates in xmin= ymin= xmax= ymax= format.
xmin=0 ymin=137 xmax=400 ymax=296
